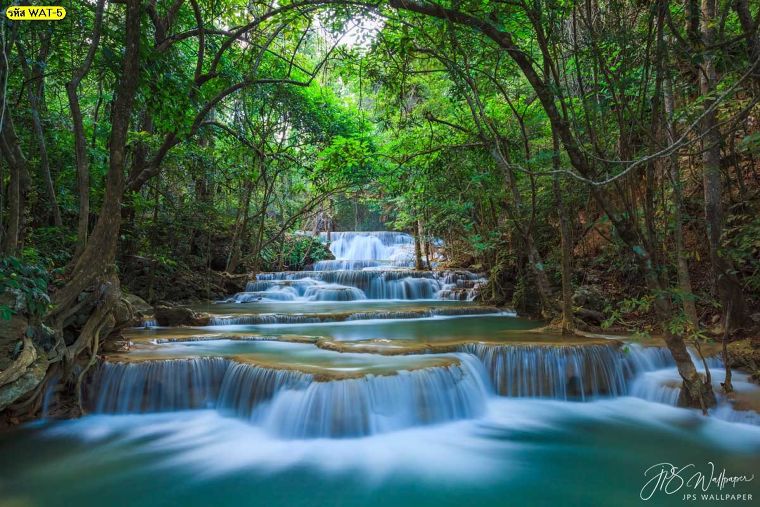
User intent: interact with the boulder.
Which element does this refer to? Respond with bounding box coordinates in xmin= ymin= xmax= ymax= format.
xmin=122 ymin=293 xmax=152 ymax=315
xmin=154 ymin=305 xmax=210 ymax=327
xmin=726 ymin=339 xmax=760 ymax=383
xmin=574 ymin=308 xmax=606 ymax=326
xmin=572 ymin=286 xmax=607 ymax=313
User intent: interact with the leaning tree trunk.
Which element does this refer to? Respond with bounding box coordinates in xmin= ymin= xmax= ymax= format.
xmin=491 ymin=144 xmax=557 ymax=317
xmin=25 ymin=0 xmax=142 ymax=417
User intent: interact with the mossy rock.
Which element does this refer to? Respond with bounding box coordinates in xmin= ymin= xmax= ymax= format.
xmin=727 ymin=339 xmax=760 ymax=382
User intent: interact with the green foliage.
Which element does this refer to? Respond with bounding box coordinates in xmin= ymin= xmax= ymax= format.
xmin=257 ymin=233 xmax=331 ymax=271
xmin=0 ymin=257 xmax=51 ymax=320
xmin=602 ymin=295 xmax=654 ymax=330
xmin=724 ymin=205 xmax=760 ymax=294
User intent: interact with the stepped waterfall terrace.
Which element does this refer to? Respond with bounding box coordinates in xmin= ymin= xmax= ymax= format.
xmin=4 ymin=231 xmax=760 ymax=506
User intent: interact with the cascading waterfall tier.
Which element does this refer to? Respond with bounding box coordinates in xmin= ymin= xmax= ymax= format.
xmin=262 ymin=353 xmax=489 ymax=438
xmin=459 ymin=342 xmax=677 ymax=399
xmin=320 ymin=231 xmax=416 ymax=265
xmin=228 ymin=269 xmax=484 ymax=302
xmin=86 ymin=353 xmax=490 ymax=438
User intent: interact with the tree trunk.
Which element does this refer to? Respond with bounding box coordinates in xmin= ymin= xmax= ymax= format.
xmin=0 ymin=118 xmax=32 ymax=256
xmin=227 ymin=179 xmax=254 ymax=273
xmin=491 ymin=144 xmax=556 ymax=317
xmin=664 ymin=73 xmax=699 ymax=328
xmin=552 ymin=131 xmax=574 ymax=333
xmin=700 ymin=0 xmax=748 ymax=329
xmin=68 ymin=0 xmax=106 ymax=254
xmin=414 ymin=220 xmax=424 ymax=270
xmin=18 ymin=37 xmax=62 ymax=227
xmin=49 ymin=0 xmax=141 ymax=322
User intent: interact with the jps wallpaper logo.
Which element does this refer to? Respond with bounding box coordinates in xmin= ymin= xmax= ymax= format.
xmin=4 ymin=5 xmax=66 ymax=20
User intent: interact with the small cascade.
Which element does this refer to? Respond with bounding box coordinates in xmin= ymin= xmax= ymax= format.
xmin=461 ymin=343 xmax=631 ymax=399
xmin=344 ymin=306 xmax=502 ymax=321
xmin=626 ymin=353 xmax=760 ymax=424
xmin=234 ymin=270 xmax=444 ymax=301
xmin=244 ymin=279 xmax=319 ymax=294
xmin=303 ymin=283 xmax=367 ymax=301
xmin=88 ymin=358 xmax=308 ymax=416
xmin=629 ymin=370 xmax=682 ymax=405
xmin=619 ymin=344 xmax=674 ymax=373
xmin=230 ymin=290 xmax=298 ymax=302
xmin=216 ymin=362 xmax=312 ymax=420
xmin=460 ymin=342 xmax=681 ymax=399
xmin=261 ymin=354 xmax=489 ymax=438
xmin=438 ymin=271 xmax=487 ymax=301
xmin=88 ymin=358 xmax=230 ymax=413
xmin=210 ymin=314 xmax=325 ymax=325
xmin=312 ymin=260 xmax=383 ymax=270
xmin=140 ymin=317 xmax=159 ymax=328
xmin=322 ymin=231 xmax=416 ymax=265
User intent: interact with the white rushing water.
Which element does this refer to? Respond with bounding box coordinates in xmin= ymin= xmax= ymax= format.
xmin=85 ymin=338 xmax=760 ymax=436
xmin=222 ymin=232 xmax=487 ymax=302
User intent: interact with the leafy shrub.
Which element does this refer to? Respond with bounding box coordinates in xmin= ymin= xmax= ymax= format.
xmin=0 ymin=257 xmax=51 ymax=320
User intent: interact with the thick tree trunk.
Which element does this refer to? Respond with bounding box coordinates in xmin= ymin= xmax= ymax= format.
xmin=616 ymin=219 xmax=716 ymax=411
xmin=700 ymin=0 xmax=748 ymax=329
xmin=49 ymin=0 xmax=141 ymax=327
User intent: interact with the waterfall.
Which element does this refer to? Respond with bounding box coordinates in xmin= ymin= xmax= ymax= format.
xmin=140 ymin=317 xmax=159 ymax=327
xmin=460 ymin=342 xmax=684 ymax=400
xmin=230 ymin=270 xmax=484 ymax=301
xmin=88 ymin=358 xmax=230 ymax=413
xmin=261 ymin=354 xmax=489 ymax=438
xmin=217 ymin=231 xmax=488 ymax=301
xmin=302 ymin=283 xmax=367 ymax=301
xmin=216 ymin=362 xmax=312 ymax=421
xmin=86 ymin=354 xmax=490 ymax=438
xmin=322 ymin=231 xmax=415 ymax=264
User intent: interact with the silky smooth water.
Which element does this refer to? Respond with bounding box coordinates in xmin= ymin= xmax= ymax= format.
xmin=1 ymin=398 xmax=759 ymax=507
xmin=3 ymin=231 xmax=760 ymax=506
